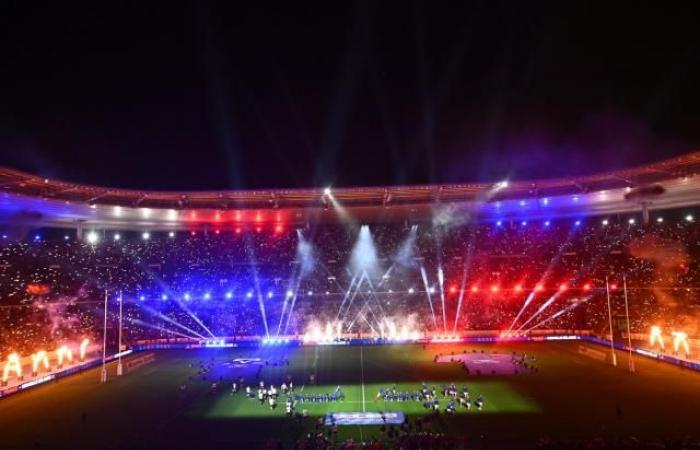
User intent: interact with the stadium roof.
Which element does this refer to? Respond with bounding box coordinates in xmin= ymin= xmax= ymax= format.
xmin=1 ymin=151 xmax=700 ymax=229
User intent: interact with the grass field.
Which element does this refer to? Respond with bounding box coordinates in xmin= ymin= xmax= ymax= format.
xmin=1 ymin=341 xmax=700 ymax=449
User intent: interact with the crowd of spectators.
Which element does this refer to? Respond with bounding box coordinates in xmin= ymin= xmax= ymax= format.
xmin=1 ymin=212 xmax=699 ymax=356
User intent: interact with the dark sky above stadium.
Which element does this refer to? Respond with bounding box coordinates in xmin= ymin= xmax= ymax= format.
xmin=1 ymin=2 xmax=699 ymax=191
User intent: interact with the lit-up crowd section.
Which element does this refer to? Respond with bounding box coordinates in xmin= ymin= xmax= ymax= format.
xmin=1 ymin=212 xmax=699 ymax=369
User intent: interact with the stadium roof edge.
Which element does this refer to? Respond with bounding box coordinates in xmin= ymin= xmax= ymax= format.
xmin=1 ymin=151 xmax=700 ymax=228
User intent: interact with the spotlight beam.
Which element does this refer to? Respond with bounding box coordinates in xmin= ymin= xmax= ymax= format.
xmin=363 ymin=275 xmax=388 ymax=323
xmin=507 ymin=224 xmax=588 ymax=332
xmin=356 ymin=289 xmax=383 ymax=330
xmin=420 ymin=265 xmax=438 ymax=331
xmin=525 ymin=296 xmax=593 ymax=332
xmin=172 ymin=297 xmax=216 ymax=338
xmin=133 ymin=301 xmax=207 ymax=339
xmin=452 ymin=265 xmax=469 ymax=334
xmin=360 ymin=313 xmax=378 ymax=336
xmin=283 ymin=278 xmax=302 ymax=335
xmin=438 ymin=267 xmax=447 ymax=334
xmin=516 ymin=293 xmax=560 ymax=331
xmin=339 ymin=272 xmax=367 ymax=324
xmin=130 ymin=318 xmax=201 ymax=340
xmin=345 ymin=304 xmax=368 ymax=331
xmin=277 ymin=269 xmax=301 ymax=337
xmin=252 ymin=269 xmax=270 ymax=338
xmin=508 ymin=291 xmax=537 ymax=332
xmin=335 ymin=272 xmax=359 ymax=322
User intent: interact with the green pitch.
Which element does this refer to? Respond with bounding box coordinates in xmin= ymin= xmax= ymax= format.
xmin=1 ymin=341 xmax=700 ymax=449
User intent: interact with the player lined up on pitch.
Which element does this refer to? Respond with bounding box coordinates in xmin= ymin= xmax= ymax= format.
xmin=232 ymin=379 xmax=346 ymax=416
xmin=376 ymin=383 xmax=484 ymax=413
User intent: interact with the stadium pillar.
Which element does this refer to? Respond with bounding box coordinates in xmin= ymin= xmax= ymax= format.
xmin=76 ymin=221 xmax=84 ymax=240
xmin=117 ymin=290 xmax=124 ymax=376
xmin=605 ymin=277 xmax=618 ymax=367
xmin=623 ymin=275 xmax=635 ymax=373
xmin=101 ymin=290 xmax=108 ymax=383
xmin=641 ymin=202 xmax=650 ymax=225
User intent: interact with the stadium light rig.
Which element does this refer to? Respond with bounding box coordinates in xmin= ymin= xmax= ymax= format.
xmin=262 ymin=337 xmax=291 ymax=345
xmin=201 ymin=339 xmax=232 ymax=348
xmin=430 ymin=336 xmax=462 ymax=343
xmin=86 ymin=231 xmax=99 ymax=244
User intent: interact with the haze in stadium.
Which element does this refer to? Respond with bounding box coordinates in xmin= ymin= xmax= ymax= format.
xmin=2 ymin=3 xmax=700 ymax=450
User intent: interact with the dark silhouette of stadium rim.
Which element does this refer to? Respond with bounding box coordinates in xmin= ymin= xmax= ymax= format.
xmin=0 ymin=151 xmax=699 ymax=231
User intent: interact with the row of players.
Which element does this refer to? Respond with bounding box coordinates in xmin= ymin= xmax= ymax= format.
xmin=231 ymin=380 xmax=346 ymax=415
xmin=376 ymin=383 xmax=485 ymax=412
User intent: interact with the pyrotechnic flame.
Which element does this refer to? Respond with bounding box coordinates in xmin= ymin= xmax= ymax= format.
xmin=650 ymin=326 xmax=665 ymax=350
xmin=672 ymin=331 xmax=690 ymax=357
xmin=335 ymin=321 xmax=342 ymax=341
xmin=381 ymin=317 xmax=420 ymax=341
xmin=303 ymin=321 xmax=343 ymax=343
xmin=56 ymin=345 xmax=73 ymax=366
xmin=31 ymin=351 xmax=49 ymax=373
xmin=79 ymin=338 xmax=90 ymax=361
xmin=3 ymin=353 xmax=22 ymax=382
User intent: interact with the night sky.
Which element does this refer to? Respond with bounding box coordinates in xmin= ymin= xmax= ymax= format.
xmin=1 ymin=2 xmax=699 ymax=191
